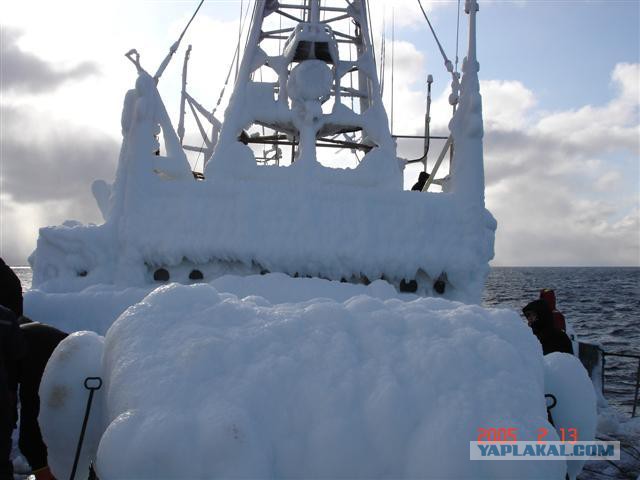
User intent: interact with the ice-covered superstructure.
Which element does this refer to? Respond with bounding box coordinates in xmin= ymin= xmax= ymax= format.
xmin=29 ymin=0 xmax=496 ymax=303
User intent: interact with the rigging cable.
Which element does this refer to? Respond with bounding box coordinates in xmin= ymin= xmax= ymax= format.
xmin=455 ymin=0 xmax=461 ymax=73
xmin=212 ymin=0 xmax=252 ymax=117
xmin=416 ymin=0 xmax=453 ymax=73
xmin=378 ymin=12 xmax=386 ymax=96
xmin=178 ymin=0 xmax=205 ymax=45
xmin=154 ymin=0 xmax=205 ymax=81
xmin=243 ymin=0 xmax=257 ymax=68
xmin=390 ymin=8 xmax=395 ymax=135
xmin=348 ymin=19 xmax=354 ymax=111
xmin=236 ymin=0 xmax=244 ymax=79
xmin=193 ymin=0 xmax=252 ymax=172
xmin=365 ymin=0 xmax=376 ymax=82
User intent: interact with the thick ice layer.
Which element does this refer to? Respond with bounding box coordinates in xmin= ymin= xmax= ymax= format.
xmin=543 ymin=352 xmax=598 ymax=480
xmin=25 ymin=274 xmax=403 ymax=335
xmin=26 ymin=285 xmax=151 ymax=335
xmin=30 ymin=179 xmax=496 ymax=302
xmin=40 ymin=283 xmax=567 ymax=479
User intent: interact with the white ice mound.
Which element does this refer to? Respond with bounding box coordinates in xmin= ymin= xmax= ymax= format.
xmin=76 ymin=283 xmax=566 ymax=479
xmin=39 ymin=331 xmax=105 ymax=480
xmin=543 ymin=352 xmax=598 ymax=480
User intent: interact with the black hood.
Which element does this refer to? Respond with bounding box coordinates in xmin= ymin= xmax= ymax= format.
xmin=0 ymin=257 xmax=23 ymax=317
xmin=522 ymin=299 xmax=553 ymax=332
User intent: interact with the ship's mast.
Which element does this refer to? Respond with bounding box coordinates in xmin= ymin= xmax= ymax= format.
xmin=204 ymin=0 xmax=397 ymax=181
xmin=449 ymin=0 xmax=485 ymax=204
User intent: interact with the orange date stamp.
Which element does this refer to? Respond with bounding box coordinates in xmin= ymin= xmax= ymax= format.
xmin=477 ymin=427 xmax=578 ymax=444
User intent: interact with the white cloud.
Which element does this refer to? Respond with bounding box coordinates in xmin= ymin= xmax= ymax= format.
xmin=369 ymin=0 xmax=441 ymax=31
xmin=481 ymin=80 xmax=535 ymax=130
xmin=534 ymin=63 xmax=640 ymax=156
xmin=481 ymin=65 xmax=639 ymax=266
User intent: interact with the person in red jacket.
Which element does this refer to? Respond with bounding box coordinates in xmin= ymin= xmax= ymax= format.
xmin=539 ymin=288 xmax=566 ymax=332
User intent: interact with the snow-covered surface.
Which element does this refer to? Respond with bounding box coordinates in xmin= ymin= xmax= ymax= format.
xmin=586 ymin=398 xmax=640 ymax=480
xmin=25 ymin=274 xmax=404 ymax=335
xmin=543 ymin=353 xmax=598 ymax=480
xmin=39 ymin=331 xmax=105 ymax=480
xmin=26 ymin=285 xmax=151 ymax=335
xmin=38 ymin=281 xmax=577 ymax=479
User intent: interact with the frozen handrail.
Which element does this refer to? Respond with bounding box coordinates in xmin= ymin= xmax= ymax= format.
xmin=422 ymin=136 xmax=452 ymax=192
xmin=599 ymin=348 xmax=640 ymax=418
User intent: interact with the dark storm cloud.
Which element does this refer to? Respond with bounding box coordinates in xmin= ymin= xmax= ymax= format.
xmin=0 ymin=105 xmax=119 ymax=204
xmin=0 ymin=27 xmax=99 ymax=94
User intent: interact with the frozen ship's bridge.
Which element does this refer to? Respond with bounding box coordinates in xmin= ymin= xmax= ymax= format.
xmin=30 ymin=0 xmax=495 ymax=303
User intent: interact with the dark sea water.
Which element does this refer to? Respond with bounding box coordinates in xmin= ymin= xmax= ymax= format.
xmin=13 ymin=266 xmax=640 ymax=415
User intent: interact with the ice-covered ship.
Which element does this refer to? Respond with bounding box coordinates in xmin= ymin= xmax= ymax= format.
xmin=29 ymin=0 xmax=496 ymax=304
xmin=25 ymin=3 xmax=605 ymax=479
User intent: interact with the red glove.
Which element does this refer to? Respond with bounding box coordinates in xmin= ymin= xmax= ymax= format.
xmin=33 ymin=466 xmax=57 ymax=480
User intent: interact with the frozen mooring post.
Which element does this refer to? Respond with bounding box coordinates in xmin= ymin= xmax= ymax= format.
xmin=30 ymin=0 xmax=496 ymax=303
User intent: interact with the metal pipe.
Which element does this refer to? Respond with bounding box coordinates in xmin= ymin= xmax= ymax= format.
xmin=245 ymin=137 xmax=371 ymax=151
xmin=602 ymin=352 xmax=640 ymax=359
xmin=424 ymin=74 xmax=433 ymax=172
xmin=177 ymin=45 xmax=192 ymax=145
xmin=393 ymin=135 xmax=449 ymax=140
xmin=633 ymin=358 xmax=640 ymax=418
xmin=601 ymin=352 xmax=606 ymax=395
xmin=422 ymin=136 xmax=453 ymax=192
xmin=69 ymin=377 xmax=103 ymax=480
xmin=309 ymin=0 xmax=320 ymax=23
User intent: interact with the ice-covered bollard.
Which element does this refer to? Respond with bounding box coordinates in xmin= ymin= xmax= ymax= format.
xmin=543 ymin=352 xmax=598 ymax=480
xmin=39 ymin=331 xmax=105 ymax=479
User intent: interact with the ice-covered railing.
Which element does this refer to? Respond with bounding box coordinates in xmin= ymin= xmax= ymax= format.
xmin=29 ymin=0 xmax=495 ymax=303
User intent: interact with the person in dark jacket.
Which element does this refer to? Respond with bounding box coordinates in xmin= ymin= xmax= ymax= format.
xmin=18 ymin=322 xmax=68 ymax=480
xmin=522 ymin=299 xmax=573 ymax=355
xmin=1 ymin=258 xmax=66 ymax=479
xmin=411 ymin=171 xmax=430 ymax=191
xmin=0 ymin=306 xmax=25 ymax=480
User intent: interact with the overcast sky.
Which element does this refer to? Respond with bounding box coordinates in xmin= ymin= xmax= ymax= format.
xmin=0 ymin=0 xmax=638 ymax=266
